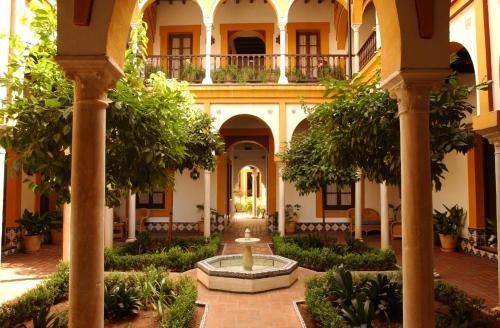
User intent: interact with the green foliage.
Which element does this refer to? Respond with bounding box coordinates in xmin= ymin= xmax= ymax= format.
xmin=43 ymin=210 xmax=63 ymax=231
xmin=105 ymin=234 xmax=221 ymax=271
xmin=16 ymin=209 xmax=48 ymax=236
xmin=0 ymin=262 xmax=69 ymax=328
xmin=15 ymin=307 xmax=68 ymax=328
xmin=0 ymin=5 xmax=223 ymax=206
xmin=272 ymin=234 xmax=396 ymax=271
xmin=433 ymin=204 xmax=466 ymax=236
xmin=306 ymin=74 xmax=475 ymax=190
xmin=104 ymin=282 xmax=142 ymax=321
xmin=305 ymin=278 xmax=346 ymax=328
xmin=180 ymin=62 xmax=204 ymax=82
xmin=280 ymin=127 xmax=358 ymax=195
xmin=160 ymin=277 xmax=197 ymax=328
xmin=285 ymin=204 xmax=301 ymax=222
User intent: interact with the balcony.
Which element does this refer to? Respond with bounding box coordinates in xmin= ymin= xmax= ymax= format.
xmin=145 ymin=54 xmax=348 ymax=84
xmin=358 ymin=31 xmax=377 ymax=71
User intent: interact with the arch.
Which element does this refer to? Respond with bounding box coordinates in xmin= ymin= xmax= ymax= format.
xmin=285 ymin=0 xmax=346 ymax=23
xmin=210 ymin=0 xmax=281 ymax=23
xmin=140 ymin=0 xmax=207 ymax=18
xmin=291 ymin=119 xmax=310 ymax=137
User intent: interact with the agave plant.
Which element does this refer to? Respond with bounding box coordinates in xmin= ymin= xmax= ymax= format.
xmin=104 ymin=282 xmax=142 ymax=320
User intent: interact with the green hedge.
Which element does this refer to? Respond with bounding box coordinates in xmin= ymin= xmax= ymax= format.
xmin=304 ymin=277 xmax=346 ymax=328
xmin=0 ymin=265 xmax=198 ymax=328
xmin=272 ymin=234 xmax=396 ymax=271
xmin=105 ymin=234 xmax=221 ymax=272
xmin=0 ymin=263 xmax=69 ymax=328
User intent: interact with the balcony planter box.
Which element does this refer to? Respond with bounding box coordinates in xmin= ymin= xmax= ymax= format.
xmin=439 ymin=234 xmax=457 ymax=252
xmin=24 ymin=234 xmax=42 ymax=253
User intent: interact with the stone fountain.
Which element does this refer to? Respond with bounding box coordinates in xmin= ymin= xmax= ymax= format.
xmin=196 ymin=228 xmax=298 ymax=293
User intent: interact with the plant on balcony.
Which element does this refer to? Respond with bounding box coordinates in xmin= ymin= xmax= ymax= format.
xmin=180 ymin=62 xmax=203 ymax=83
xmin=257 ymin=68 xmax=279 ymax=83
xmin=287 ymin=68 xmax=307 ymax=83
xmin=0 ymin=3 xmax=223 ymax=208
xmin=433 ymin=204 xmax=466 ymax=252
xmin=318 ymin=64 xmax=345 ymax=81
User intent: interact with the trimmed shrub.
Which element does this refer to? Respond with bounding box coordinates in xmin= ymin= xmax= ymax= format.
xmin=161 ymin=277 xmax=198 ymax=328
xmin=305 ymin=277 xmax=346 ymax=328
xmin=105 ymin=234 xmax=221 ymax=272
xmin=272 ymin=234 xmax=396 ymax=271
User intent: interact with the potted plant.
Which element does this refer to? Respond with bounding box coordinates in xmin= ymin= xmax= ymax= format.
xmin=433 ymin=204 xmax=466 ymax=252
xmin=44 ymin=210 xmax=63 ymax=244
xmin=285 ymin=204 xmax=301 ymax=234
xmin=16 ymin=209 xmax=48 ymax=253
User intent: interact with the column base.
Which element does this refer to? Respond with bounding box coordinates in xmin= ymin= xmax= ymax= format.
xmin=278 ymin=75 xmax=288 ymax=84
xmin=125 ymin=237 xmax=137 ymax=243
xmin=202 ymin=76 xmax=213 ymax=84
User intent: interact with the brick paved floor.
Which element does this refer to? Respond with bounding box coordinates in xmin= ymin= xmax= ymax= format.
xmin=0 ymin=244 xmax=62 ymax=304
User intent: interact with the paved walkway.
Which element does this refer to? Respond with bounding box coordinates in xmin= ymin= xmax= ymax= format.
xmin=0 ymin=244 xmax=62 ymax=304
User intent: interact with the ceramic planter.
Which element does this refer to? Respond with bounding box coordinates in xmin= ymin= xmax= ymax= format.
xmin=24 ymin=234 xmax=42 ymax=253
xmin=439 ymin=234 xmax=457 ymax=252
xmin=285 ymin=222 xmax=296 ymax=235
xmin=50 ymin=229 xmax=62 ymax=245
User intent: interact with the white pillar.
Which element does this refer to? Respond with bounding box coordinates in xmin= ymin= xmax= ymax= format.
xmin=483 ymin=132 xmax=500 ymax=306
xmin=352 ymin=23 xmax=361 ymax=73
xmin=380 ymin=182 xmax=390 ymax=249
xmin=0 ymin=148 xmax=5 ymax=267
xmin=62 ymin=201 xmax=71 ymax=262
xmin=375 ymin=14 xmax=381 ymax=49
xmin=204 ymin=170 xmax=211 ymax=238
xmin=126 ymin=193 xmax=136 ymax=242
xmin=278 ymin=21 xmax=288 ymax=84
xmin=202 ymin=22 xmax=213 ymax=84
xmin=354 ymin=170 xmax=364 ymax=239
xmin=252 ymin=171 xmax=257 ymax=217
xmin=278 ymin=163 xmax=285 ymax=236
xmin=104 ymin=206 xmax=113 ymax=248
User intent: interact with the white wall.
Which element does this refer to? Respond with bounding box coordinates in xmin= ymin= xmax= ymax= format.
xmin=173 ymin=170 xmax=204 ymax=222
xmin=488 ymin=0 xmax=500 ymax=112
xmin=432 ymin=151 xmax=469 ymax=237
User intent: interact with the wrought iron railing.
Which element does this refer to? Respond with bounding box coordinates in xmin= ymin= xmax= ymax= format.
xmin=358 ymin=31 xmax=377 ymax=70
xmin=146 ymin=53 xmax=348 ymax=83
xmin=285 ymin=54 xmax=347 ymax=82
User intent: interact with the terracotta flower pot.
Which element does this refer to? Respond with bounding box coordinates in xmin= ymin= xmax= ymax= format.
xmin=24 ymin=234 xmax=42 ymax=253
xmin=50 ymin=229 xmax=62 ymax=245
xmin=439 ymin=234 xmax=457 ymax=252
xmin=198 ymin=221 xmax=204 ymax=234
xmin=285 ymin=222 xmax=296 ymax=235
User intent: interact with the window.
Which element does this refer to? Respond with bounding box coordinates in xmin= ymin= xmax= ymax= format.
xmin=168 ymin=33 xmax=193 ymax=79
xmin=137 ymin=189 xmax=166 ymax=209
xmin=323 ymin=183 xmax=354 ymax=210
xmin=296 ymin=31 xmax=320 ymax=78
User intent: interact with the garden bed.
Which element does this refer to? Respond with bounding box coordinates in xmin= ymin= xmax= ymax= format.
xmin=0 ymin=264 xmax=199 ymax=328
xmin=302 ymin=267 xmax=500 ymax=328
xmin=272 ymin=233 xmax=397 ymax=271
xmin=105 ymin=233 xmax=221 ymax=272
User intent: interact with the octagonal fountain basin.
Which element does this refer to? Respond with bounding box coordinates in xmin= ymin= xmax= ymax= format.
xmin=196 ymin=254 xmax=298 ymax=293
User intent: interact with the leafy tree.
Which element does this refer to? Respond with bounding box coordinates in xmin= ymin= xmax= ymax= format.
xmin=307 ymin=75 xmax=476 ymax=191
xmin=0 ymin=1 xmax=223 ymax=206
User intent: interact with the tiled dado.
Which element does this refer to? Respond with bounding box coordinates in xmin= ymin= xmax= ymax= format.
xmin=2 ymin=227 xmax=21 ymax=256
xmin=145 ymin=214 xmax=228 ymax=233
xmin=460 ymin=228 xmax=497 ymax=261
xmin=267 ymin=216 xmax=351 ymax=233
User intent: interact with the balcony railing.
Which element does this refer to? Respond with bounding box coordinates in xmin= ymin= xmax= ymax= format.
xmin=358 ymin=31 xmax=377 ymax=70
xmin=146 ymin=54 xmax=348 ymax=84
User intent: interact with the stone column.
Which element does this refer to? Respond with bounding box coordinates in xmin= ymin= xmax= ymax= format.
xmin=354 ymin=170 xmax=364 ymax=239
xmin=252 ymin=170 xmax=258 ymax=217
xmin=62 ymin=201 xmax=71 ymax=262
xmin=375 ymin=14 xmax=381 ymax=50
xmin=57 ymin=56 xmax=122 ymax=328
xmin=202 ymin=22 xmax=213 ymax=85
xmin=352 ymin=23 xmax=361 ymax=73
xmin=278 ymin=21 xmax=288 ymax=84
xmin=390 ymin=72 xmax=446 ymax=328
xmin=380 ymin=182 xmax=390 ymax=249
xmin=204 ymin=170 xmax=211 ymax=238
xmin=483 ymin=131 xmax=500 ymax=306
xmin=277 ymin=163 xmax=285 ymax=236
xmin=0 ymin=148 xmax=5 ymax=266
xmin=104 ymin=206 xmax=114 ymax=248
xmin=126 ymin=193 xmax=136 ymax=242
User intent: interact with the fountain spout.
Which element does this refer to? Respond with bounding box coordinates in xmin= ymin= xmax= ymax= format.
xmin=235 ymin=228 xmax=260 ymax=271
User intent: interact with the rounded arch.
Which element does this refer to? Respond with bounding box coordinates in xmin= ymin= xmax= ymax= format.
xmin=209 ymin=0 xmax=281 ymax=22
xmin=140 ymin=0 xmax=207 ymax=17
xmin=228 ymin=139 xmax=268 ymax=153
xmin=291 ymin=119 xmax=310 ymax=137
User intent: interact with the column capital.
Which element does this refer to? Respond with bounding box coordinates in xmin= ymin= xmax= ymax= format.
xmin=482 ymin=128 xmax=500 ymax=148
xmin=278 ymin=21 xmax=287 ymax=31
xmin=382 ymin=69 xmax=449 ymax=115
xmin=351 ymin=23 xmax=361 ymax=32
xmin=204 ymin=21 xmax=214 ymax=29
